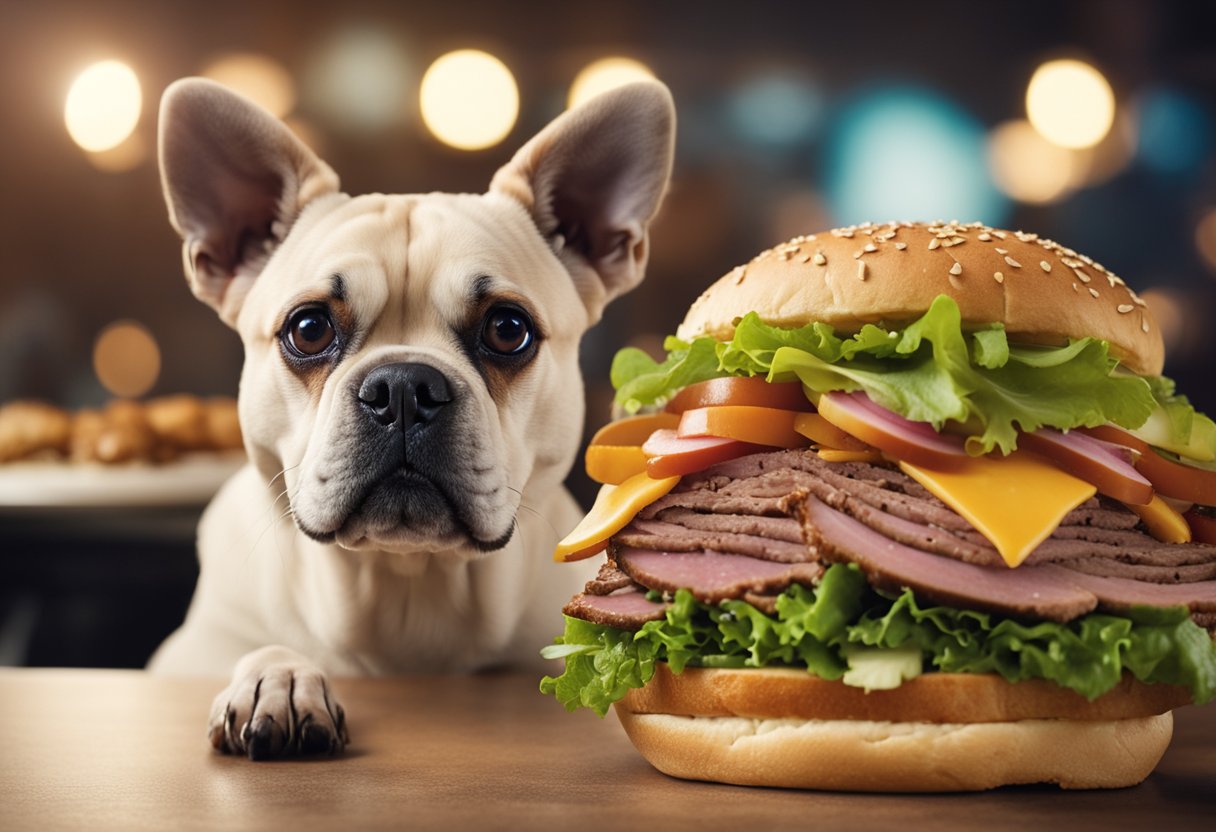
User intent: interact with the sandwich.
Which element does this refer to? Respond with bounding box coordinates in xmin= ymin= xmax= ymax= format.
xmin=539 ymin=220 xmax=1216 ymax=791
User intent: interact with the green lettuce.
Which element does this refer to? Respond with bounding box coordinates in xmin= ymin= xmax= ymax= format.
xmin=610 ymin=295 xmax=1216 ymax=457
xmin=540 ymin=565 xmax=1216 ymax=716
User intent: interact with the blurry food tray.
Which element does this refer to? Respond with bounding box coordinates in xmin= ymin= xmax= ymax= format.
xmin=0 ymin=453 xmax=245 ymax=508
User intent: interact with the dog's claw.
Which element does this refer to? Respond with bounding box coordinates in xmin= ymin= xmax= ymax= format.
xmin=207 ymin=650 xmax=347 ymax=761
xmin=247 ymin=714 xmax=287 ymax=760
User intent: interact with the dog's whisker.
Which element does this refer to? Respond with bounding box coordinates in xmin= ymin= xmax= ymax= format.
xmin=264 ymin=461 xmax=302 ymax=496
xmin=504 ymin=486 xmax=564 ymax=544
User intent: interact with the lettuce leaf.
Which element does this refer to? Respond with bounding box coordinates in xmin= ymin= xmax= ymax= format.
xmin=612 ymin=295 xmax=1161 ymax=455
xmin=540 ymin=565 xmax=1216 ymax=716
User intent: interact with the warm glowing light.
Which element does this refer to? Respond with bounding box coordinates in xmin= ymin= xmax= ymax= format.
xmin=568 ymin=57 xmax=655 ymax=109
xmin=420 ymin=50 xmax=518 ymax=150
xmin=65 ymin=61 xmax=142 ymax=152
xmin=201 ymin=53 xmax=295 ymax=117
xmin=94 ymin=320 xmax=160 ymax=398
xmin=1195 ymin=209 xmax=1216 ymax=273
xmin=1139 ymin=288 xmax=1184 ymax=355
xmin=304 ymin=26 xmax=413 ymax=132
xmin=1026 ymin=59 xmax=1115 ymax=149
xmin=987 ymin=120 xmax=1079 ymax=204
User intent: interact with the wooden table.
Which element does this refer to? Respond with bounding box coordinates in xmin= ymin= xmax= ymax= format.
xmin=0 ymin=669 xmax=1212 ymax=831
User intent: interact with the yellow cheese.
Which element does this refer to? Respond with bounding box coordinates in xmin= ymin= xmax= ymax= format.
xmin=899 ymin=451 xmax=1097 ymax=568
xmin=584 ymin=444 xmax=649 ymax=485
xmin=554 ymin=472 xmax=680 ymax=562
xmin=1127 ymin=495 xmax=1191 ymax=544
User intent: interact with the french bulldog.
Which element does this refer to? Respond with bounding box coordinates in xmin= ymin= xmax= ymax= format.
xmin=146 ymin=77 xmax=675 ymax=760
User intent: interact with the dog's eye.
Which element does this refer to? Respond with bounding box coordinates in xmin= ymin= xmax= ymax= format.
xmin=284 ymin=307 xmax=336 ymax=357
xmin=481 ymin=306 xmax=534 ymax=356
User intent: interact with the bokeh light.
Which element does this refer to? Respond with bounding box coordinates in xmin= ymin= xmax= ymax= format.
xmin=1195 ymin=209 xmax=1216 ymax=274
xmin=1136 ymin=88 xmax=1213 ymax=175
xmin=727 ymin=71 xmax=823 ymax=149
xmin=568 ymin=57 xmax=654 ymax=109
xmin=304 ymin=26 xmax=412 ymax=132
xmin=1139 ymin=288 xmax=1185 ymax=356
xmin=201 ymin=53 xmax=295 ymax=117
xmin=824 ymin=87 xmax=1007 ymax=225
xmin=987 ymin=119 xmax=1079 ymax=204
xmin=65 ymin=60 xmax=142 ymax=152
xmin=1026 ymin=59 xmax=1115 ymax=149
xmin=93 ymin=320 xmax=160 ymax=398
xmin=420 ymin=50 xmax=518 ymax=150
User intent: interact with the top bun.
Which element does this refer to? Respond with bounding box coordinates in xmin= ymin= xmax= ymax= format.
xmin=677 ymin=221 xmax=1164 ymax=376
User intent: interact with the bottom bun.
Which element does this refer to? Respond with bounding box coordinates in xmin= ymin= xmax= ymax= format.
xmin=615 ymin=667 xmax=1179 ymax=791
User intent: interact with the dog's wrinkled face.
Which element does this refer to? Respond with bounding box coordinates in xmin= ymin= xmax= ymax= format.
xmin=159 ymin=78 xmax=674 ymax=558
xmin=237 ymin=192 xmax=587 ymax=554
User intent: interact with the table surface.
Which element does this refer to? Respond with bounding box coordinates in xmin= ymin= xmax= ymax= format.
xmin=0 ymin=669 xmax=1212 ymax=831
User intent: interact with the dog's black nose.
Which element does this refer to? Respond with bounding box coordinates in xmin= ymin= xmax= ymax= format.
xmin=357 ymin=362 xmax=453 ymax=430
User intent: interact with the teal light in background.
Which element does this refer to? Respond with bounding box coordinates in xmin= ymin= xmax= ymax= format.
xmin=727 ymin=72 xmax=824 ymax=149
xmin=1136 ymin=88 xmax=1212 ymax=175
xmin=823 ymin=86 xmax=1009 ymax=226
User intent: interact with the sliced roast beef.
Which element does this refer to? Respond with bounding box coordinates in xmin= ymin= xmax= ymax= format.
xmin=614 ymin=546 xmax=823 ymax=604
xmin=562 ymin=589 xmax=668 ymax=629
xmin=798 ymin=495 xmax=1100 ymax=622
xmin=615 ymin=517 xmax=810 ymax=562
xmin=584 ymin=560 xmax=636 ymax=596
xmin=559 ymin=448 xmax=1216 ymax=631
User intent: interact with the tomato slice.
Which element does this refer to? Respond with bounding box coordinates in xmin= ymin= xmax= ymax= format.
xmin=643 ymin=429 xmax=768 ymax=478
xmin=584 ymin=444 xmax=649 ymax=485
xmin=1184 ymin=509 xmax=1216 ymax=545
xmin=817 ymin=392 xmax=967 ymax=470
xmin=665 ymin=376 xmax=813 ymax=414
xmin=793 ymin=412 xmax=872 ymax=451
xmin=589 ymin=412 xmax=680 ymax=446
xmin=677 ymin=405 xmax=809 ymax=449
xmin=1083 ymin=425 xmax=1216 ymax=505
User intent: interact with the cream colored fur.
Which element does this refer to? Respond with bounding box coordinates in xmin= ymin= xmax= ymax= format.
xmin=146 ymin=77 xmax=674 ymax=759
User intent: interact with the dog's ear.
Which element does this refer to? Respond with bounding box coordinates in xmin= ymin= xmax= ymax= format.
xmin=159 ymin=78 xmax=340 ymax=326
xmin=490 ymin=81 xmax=675 ymax=322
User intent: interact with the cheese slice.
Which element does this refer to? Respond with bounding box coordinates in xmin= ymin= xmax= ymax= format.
xmin=899 ymin=451 xmax=1097 ymax=568
xmin=1127 ymin=495 xmax=1191 ymax=544
xmin=554 ymin=472 xmax=680 ymax=562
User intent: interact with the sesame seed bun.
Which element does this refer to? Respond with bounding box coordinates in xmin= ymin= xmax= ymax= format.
xmin=677 ymin=222 xmax=1164 ymax=376
xmin=615 ymin=666 xmax=1185 ymax=791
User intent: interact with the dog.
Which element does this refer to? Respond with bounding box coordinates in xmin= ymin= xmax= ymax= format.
xmin=146 ymin=77 xmax=675 ymax=760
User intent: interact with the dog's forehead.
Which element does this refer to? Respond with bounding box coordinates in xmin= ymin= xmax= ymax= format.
xmin=244 ymin=191 xmax=580 ymax=337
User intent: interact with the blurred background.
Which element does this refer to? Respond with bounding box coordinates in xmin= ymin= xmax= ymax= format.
xmin=1 ymin=0 xmax=1213 ymax=668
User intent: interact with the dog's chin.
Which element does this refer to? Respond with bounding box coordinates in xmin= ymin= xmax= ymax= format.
xmin=294 ymin=471 xmax=515 ymax=556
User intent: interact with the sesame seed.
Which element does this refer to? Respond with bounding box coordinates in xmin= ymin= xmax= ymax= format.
xmin=977 ymin=233 xmax=992 ymax=241
xmin=928 ymin=239 xmax=941 ymax=250
xmin=1088 ymin=287 xmax=1100 ymax=299
xmin=951 ymin=236 xmax=966 ymax=246
xmin=994 ymin=271 xmax=1004 ymax=283
xmin=949 ymin=262 xmax=963 ymax=276
xmin=854 ymin=251 xmax=863 ymax=259
xmin=813 ymin=251 xmax=827 ymax=266
xmin=1039 ymin=260 xmax=1052 ymax=273
xmin=895 ymin=242 xmax=908 ymax=251
xmin=857 ymin=261 xmax=867 ymax=281
xmin=801 ymin=254 xmax=811 ymax=263
xmin=1074 ymin=269 xmax=1091 ymax=283
xmin=864 ymin=243 xmax=877 ymax=253
xmin=1133 ymin=296 xmax=1147 ymax=308
xmin=1142 ymin=320 xmax=1150 ymax=333
xmin=1117 ymin=304 xmax=1134 ymax=313
xmin=992 ymin=231 xmax=1007 ymax=239
xmin=1004 ymin=255 xmax=1022 ymax=268
xmin=1071 ymin=283 xmax=1079 ymax=292
xmin=995 ymin=247 xmax=1009 ymax=255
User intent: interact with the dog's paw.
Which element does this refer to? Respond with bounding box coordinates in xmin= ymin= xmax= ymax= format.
xmin=207 ymin=646 xmax=348 ymax=760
